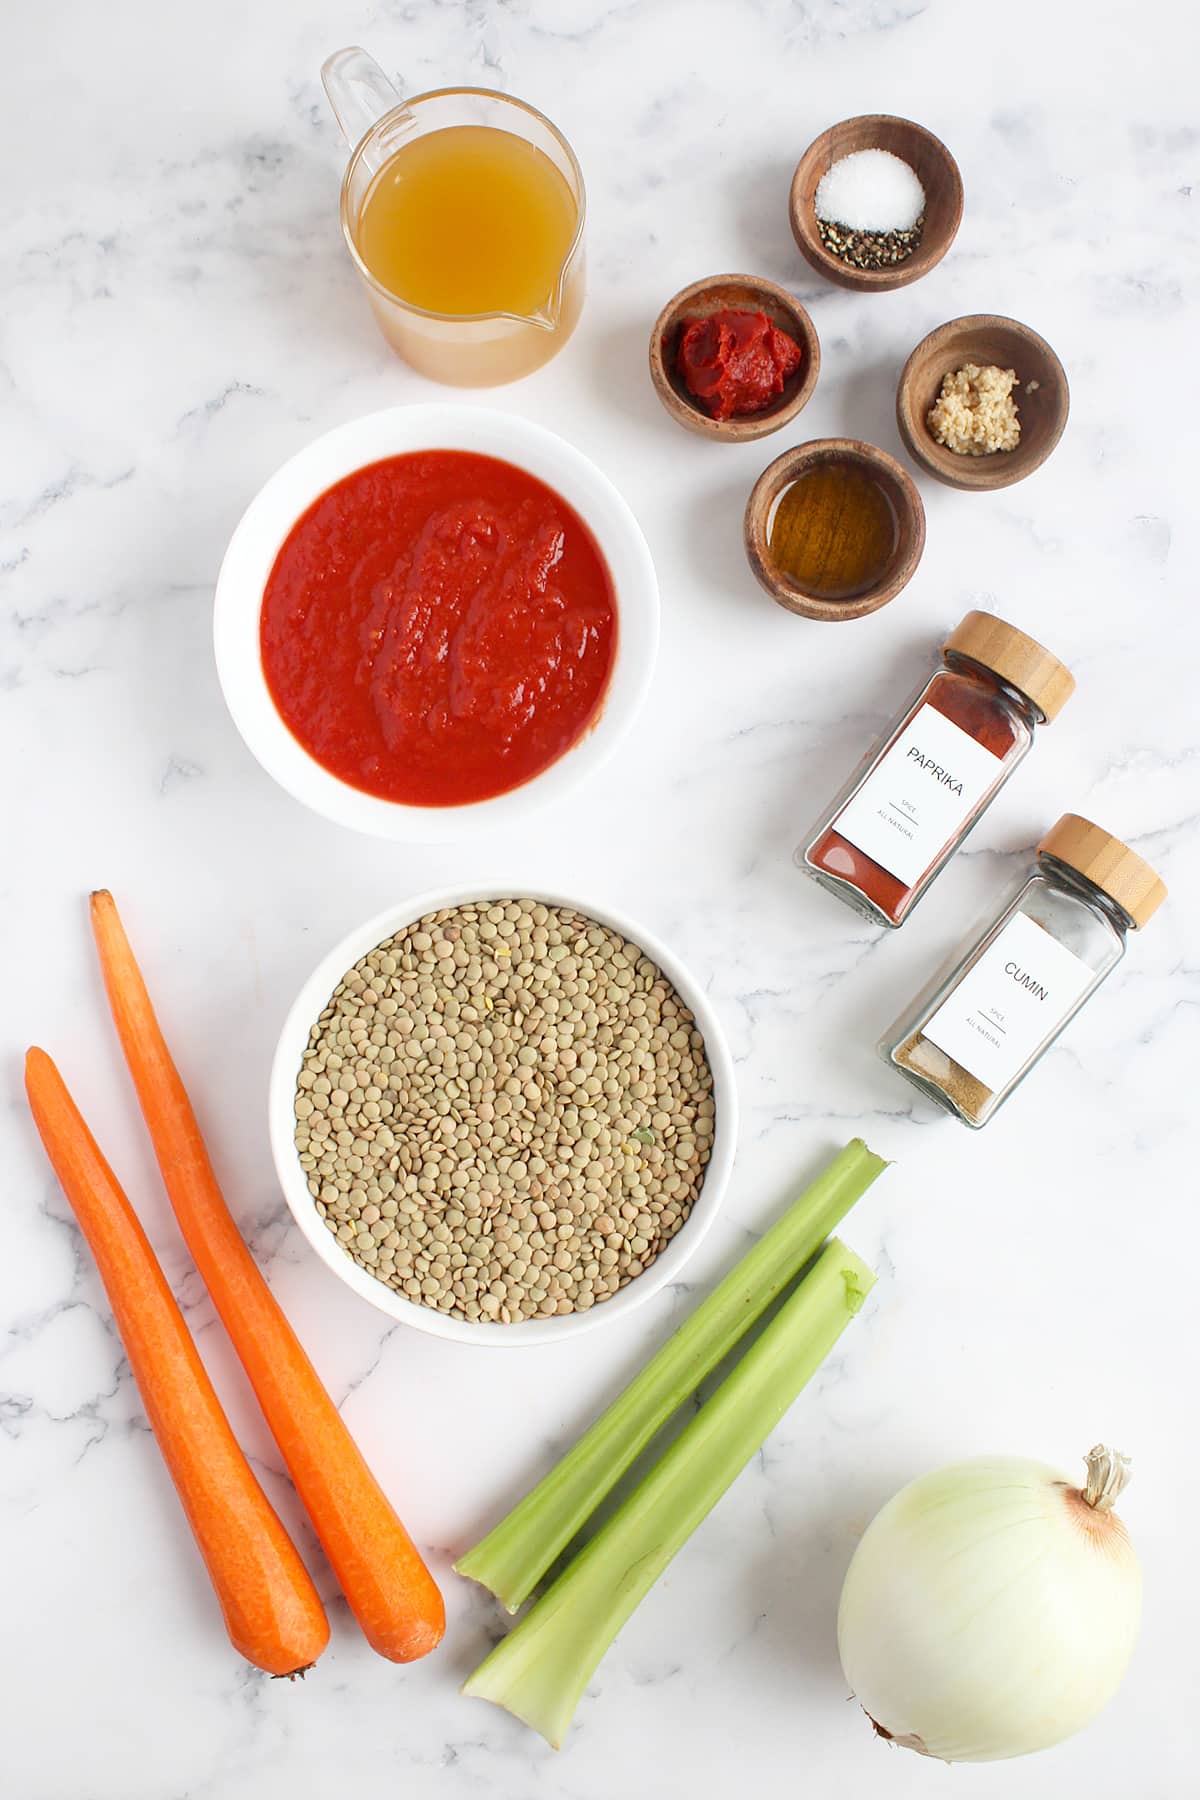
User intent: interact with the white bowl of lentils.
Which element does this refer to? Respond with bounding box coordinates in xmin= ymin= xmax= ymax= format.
xmin=269 ymin=887 xmax=737 ymax=1346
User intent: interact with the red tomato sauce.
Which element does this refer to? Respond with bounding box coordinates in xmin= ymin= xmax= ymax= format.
xmin=260 ymin=452 xmax=617 ymax=807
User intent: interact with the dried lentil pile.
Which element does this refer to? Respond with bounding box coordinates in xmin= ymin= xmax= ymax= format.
xmin=294 ymin=900 xmax=716 ymax=1323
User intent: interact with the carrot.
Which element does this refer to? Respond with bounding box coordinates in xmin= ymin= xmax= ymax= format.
xmin=24 ymin=1048 xmax=330 ymax=1677
xmin=89 ymin=891 xmax=445 ymax=1663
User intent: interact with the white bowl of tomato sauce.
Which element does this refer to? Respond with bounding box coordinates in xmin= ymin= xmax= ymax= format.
xmin=213 ymin=406 xmax=659 ymax=840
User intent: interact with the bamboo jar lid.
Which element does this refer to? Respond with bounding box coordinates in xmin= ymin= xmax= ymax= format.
xmin=1037 ymin=814 xmax=1167 ymax=927
xmin=943 ymin=610 xmax=1075 ymax=721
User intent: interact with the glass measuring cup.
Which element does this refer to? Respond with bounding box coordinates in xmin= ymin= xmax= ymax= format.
xmin=322 ymin=48 xmax=587 ymax=386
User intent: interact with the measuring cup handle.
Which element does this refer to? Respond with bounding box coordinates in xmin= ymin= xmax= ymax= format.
xmin=321 ymin=46 xmax=407 ymax=151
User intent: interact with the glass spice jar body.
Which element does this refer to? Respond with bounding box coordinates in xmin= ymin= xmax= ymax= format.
xmin=880 ymin=815 xmax=1167 ymax=1128
xmin=800 ymin=612 xmax=1074 ymax=927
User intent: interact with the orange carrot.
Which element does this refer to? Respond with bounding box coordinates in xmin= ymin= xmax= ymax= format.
xmin=24 ymin=1048 xmax=330 ymax=1677
xmin=89 ymin=891 xmax=445 ymax=1663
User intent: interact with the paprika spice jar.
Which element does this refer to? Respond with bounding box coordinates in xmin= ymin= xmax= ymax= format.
xmin=800 ymin=612 xmax=1074 ymax=926
xmin=880 ymin=815 xmax=1167 ymax=1127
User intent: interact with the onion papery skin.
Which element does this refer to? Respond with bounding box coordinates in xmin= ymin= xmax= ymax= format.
xmin=837 ymin=1455 xmax=1142 ymax=1763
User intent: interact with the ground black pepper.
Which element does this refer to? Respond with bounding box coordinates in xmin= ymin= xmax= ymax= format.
xmin=818 ymin=215 xmax=924 ymax=270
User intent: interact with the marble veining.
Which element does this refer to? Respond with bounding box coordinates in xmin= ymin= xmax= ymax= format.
xmin=3 ymin=1 xmax=1197 ymax=1795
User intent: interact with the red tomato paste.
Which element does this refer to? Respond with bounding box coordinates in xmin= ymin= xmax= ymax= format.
xmin=675 ymin=309 xmax=803 ymax=422
xmin=260 ymin=452 xmax=617 ymax=807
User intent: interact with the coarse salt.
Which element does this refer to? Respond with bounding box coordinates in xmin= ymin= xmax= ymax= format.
xmin=814 ymin=148 xmax=925 ymax=233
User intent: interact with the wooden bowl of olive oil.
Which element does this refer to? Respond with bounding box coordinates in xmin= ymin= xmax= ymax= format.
xmin=743 ymin=438 xmax=925 ymax=620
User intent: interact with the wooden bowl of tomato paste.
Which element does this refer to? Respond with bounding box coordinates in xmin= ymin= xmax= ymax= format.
xmin=214 ymin=406 xmax=660 ymax=840
xmin=650 ymin=274 xmax=820 ymax=442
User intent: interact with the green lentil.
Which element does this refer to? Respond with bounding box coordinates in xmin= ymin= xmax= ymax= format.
xmin=294 ymin=900 xmax=715 ymax=1324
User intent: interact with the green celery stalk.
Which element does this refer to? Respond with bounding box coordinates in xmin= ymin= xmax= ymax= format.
xmin=462 ymin=1237 xmax=876 ymax=1748
xmin=455 ymin=1138 xmax=886 ymax=1611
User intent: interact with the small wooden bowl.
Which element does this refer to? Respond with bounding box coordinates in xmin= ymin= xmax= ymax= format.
xmin=789 ymin=115 xmax=963 ymax=294
xmin=896 ymin=314 xmax=1070 ymax=491
xmin=743 ymin=438 xmax=925 ymax=621
xmin=649 ymin=274 xmax=820 ymax=442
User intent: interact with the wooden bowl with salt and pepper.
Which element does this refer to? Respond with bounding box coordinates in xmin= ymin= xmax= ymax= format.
xmin=896 ymin=314 xmax=1070 ymax=492
xmin=743 ymin=438 xmax=926 ymax=622
xmin=790 ymin=115 xmax=963 ymax=294
xmin=649 ymin=274 xmax=821 ymax=442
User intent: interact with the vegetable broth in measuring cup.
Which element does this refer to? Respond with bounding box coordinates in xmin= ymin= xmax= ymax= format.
xmin=324 ymin=54 xmax=587 ymax=385
xmin=355 ymin=126 xmax=579 ymax=319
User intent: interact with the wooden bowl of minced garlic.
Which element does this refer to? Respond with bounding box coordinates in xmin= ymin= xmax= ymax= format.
xmin=896 ymin=314 xmax=1069 ymax=491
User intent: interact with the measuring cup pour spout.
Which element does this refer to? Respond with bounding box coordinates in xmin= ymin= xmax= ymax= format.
xmin=321 ymin=46 xmax=415 ymax=165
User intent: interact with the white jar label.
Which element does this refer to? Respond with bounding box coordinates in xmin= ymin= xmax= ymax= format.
xmin=922 ymin=910 xmax=1096 ymax=1092
xmin=832 ymin=703 xmax=1005 ymax=889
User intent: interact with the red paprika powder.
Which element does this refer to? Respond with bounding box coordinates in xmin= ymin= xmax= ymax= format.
xmin=801 ymin=612 xmax=1075 ymax=927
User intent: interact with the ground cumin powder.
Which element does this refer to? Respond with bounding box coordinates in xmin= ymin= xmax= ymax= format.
xmin=892 ymin=1030 xmax=992 ymax=1124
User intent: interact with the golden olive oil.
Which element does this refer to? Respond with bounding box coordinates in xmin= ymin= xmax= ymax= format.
xmin=768 ymin=462 xmax=898 ymax=601
xmin=355 ymin=125 xmax=578 ymax=317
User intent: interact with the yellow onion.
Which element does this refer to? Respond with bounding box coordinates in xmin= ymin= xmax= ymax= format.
xmin=837 ymin=1445 xmax=1141 ymax=1762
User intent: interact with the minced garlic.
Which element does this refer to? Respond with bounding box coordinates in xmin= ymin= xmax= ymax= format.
xmin=927 ymin=363 xmax=1021 ymax=456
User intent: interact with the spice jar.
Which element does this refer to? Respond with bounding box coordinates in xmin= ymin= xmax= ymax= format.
xmin=881 ymin=815 xmax=1167 ymax=1128
xmin=800 ymin=612 xmax=1074 ymax=926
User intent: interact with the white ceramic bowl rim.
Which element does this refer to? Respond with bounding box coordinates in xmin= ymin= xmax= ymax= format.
xmin=213 ymin=406 xmax=660 ymax=842
xmin=269 ymin=884 xmax=738 ymax=1347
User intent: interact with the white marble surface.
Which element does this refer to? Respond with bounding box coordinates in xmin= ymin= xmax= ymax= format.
xmin=3 ymin=3 xmax=1196 ymax=1795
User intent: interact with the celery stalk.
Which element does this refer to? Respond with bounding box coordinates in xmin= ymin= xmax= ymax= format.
xmin=462 ymin=1237 xmax=876 ymax=1748
xmin=455 ymin=1139 xmax=886 ymax=1611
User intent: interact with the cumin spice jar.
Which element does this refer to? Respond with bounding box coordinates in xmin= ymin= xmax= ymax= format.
xmin=800 ymin=612 xmax=1074 ymax=926
xmin=881 ymin=815 xmax=1167 ymax=1128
